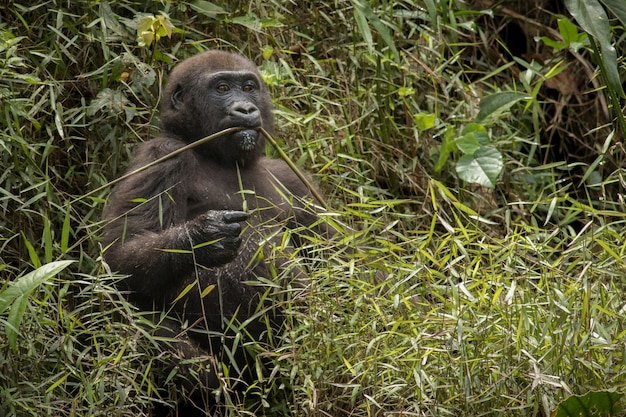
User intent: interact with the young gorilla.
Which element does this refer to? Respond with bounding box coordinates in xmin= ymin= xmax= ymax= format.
xmin=101 ymin=50 xmax=327 ymax=412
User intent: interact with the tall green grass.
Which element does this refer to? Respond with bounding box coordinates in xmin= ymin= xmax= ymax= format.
xmin=1 ymin=0 xmax=626 ymax=416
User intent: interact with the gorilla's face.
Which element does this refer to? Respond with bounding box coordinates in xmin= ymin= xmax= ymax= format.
xmin=169 ymin=71 xmax=265 ymax=165
xmin=206 ymin=71 xmax=263 ymax=154
xmin=161 ymin=52 xmax=274 ymax=167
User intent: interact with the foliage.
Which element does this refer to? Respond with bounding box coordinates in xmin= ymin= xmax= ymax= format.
xmin=553 ymin=391 xmax=624 ymax=417
xmin=0 ymin=0 xmax=626 ymax=416
xmin=0 ymin=261 xmax=73 ymax=351
xmin=564 ymin=0 xmax=626 ymax=136
xmin=565 ymin=0 xmax=624 ymax=98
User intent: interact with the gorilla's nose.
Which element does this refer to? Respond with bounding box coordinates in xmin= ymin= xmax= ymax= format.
xmin=231 ymin=102 xmax=261 ymax=126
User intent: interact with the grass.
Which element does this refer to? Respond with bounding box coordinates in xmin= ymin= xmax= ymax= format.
xmin=1 ymin=0 xmax=626 ymax=416
xmin=294 ymin=204 xmax=626 ymax=415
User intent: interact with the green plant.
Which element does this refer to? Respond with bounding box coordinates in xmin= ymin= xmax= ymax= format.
xmin=2 ymin=1 xmax=626 ymax=416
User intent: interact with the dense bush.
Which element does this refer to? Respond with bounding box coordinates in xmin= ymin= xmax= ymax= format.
xmin=1 ymin=0 xmax=626 ymax=416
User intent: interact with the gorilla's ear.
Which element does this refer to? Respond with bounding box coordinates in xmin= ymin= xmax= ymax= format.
xmin=171 ymin=84 xmax=184 ymax=110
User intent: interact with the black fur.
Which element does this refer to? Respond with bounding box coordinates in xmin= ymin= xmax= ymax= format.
xmin=101 ymin=50 xmax=326 ymax=414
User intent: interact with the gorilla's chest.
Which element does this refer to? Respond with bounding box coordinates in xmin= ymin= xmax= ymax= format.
xmin=186 ymin=161 xmax=291 ymax=222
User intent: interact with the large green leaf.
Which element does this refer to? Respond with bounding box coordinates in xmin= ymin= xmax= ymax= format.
xmin=476 ymin=92 xmax=531 ymax=122
xmin=455 ymin=132 xmax=482 ymax=155
xmin=189 ymin=0 xmax=226 ymax=18
xmin=0 ymin=261 xmax=74 ymax=351
xmin=456 ymin=146 xmax=503 ymax=189
xmin=565 ymin=0 xmax=625 ymax=98
xmin=456 ymin=130 xmax=490 ymax=155
xmin=552 ymin=391 xmax=624 ymax=416
xmin=600 ymin=0 xmax=626 ymax=27
xmin=232 ymin=14 xmax=261 ymax=31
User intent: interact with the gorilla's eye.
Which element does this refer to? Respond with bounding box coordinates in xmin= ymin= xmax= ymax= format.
xmin=242 ymin=82 xmax=256 ymax=93
xmin=216 ymin=83 xmax=230 ymax=93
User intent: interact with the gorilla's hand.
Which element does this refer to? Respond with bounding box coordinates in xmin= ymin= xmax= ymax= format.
xmin=187 ymin=210 xmax=248 ymax=266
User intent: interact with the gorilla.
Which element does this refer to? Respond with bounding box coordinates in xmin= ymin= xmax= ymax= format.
xmin=101 ymin=50 xmax=329 ymax=413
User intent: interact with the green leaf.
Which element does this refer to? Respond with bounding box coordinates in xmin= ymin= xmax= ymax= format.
xmin=456 ymin=146 xmax=503 ymax=188
xmin=455 ymin=133 xmax=481 ymax=155
xmin=558 ymin=17 xmax=581 ymax=44
xmin=553 ymin=17 xmax=590 ymax=51
xmin=200 ymin=284 xmax=215 ymax=298
xmin=457 ymin=124 xmax=491 ymax=154
xmin=136 ymin=15 xmax=156 ymax=46
xmin=414 ymin=112 xmax=436 ymax=131
xmin=433 ymin=128 xmax=457 ymax=174
xmin=0 ymin=261 xmax=74 ymax=351
xmin=351 ymin=0 xmax=399 ymax=60
xmin=565 ymin=0 xmax=625 ymax=98
xmin=423 ymin=0 xmax=438 ymax=31
xmin=6 ymin=295 xmax=28 ymax=350
xmin=398 ymin=86 xmax=415 ymax=97
xmin=232 ymin=14 xmax=261 ymax=31
xmin=599 ymin=0 xmax=626 ymax=28
xmin=61 ymin=205 xmax=71 ymax=253
xmin=476 ymin=92 xmax=531 ymax=122
xmin=260 ymin=17 xmax=284 ymax=28
xmin=21 ymin=232 xmax=40 ymax=268
xmin=461 ymin=123 xmax=488 ymax=136
xmin=136 ymin=14 xmax=173 ymax=47
xmin=189 ymin=0 xmax=226 ymax=18
xmin=172 ymin=281 xmax=196 ymax=303
xmin=130 ymin=62 xmax=156 ymax=91
xmin=98 ymin=2 xmax=128 ymax=38
xmin=352 ymin=0 xmax=373 ymax=53
xmin=539 ymin=35 xmax=567 ymax=51
xmin=88 ymin=88 xmax=130 ymax=117
xmin=155 ymin=14 xmax=173 ymax=39
xmin=552 ymin=391 xmax=624 ymax=416
xmin=262 ymin=45 xmax=274 ymax=60
xmin=0 ymin=261 xmax=74 ymax=315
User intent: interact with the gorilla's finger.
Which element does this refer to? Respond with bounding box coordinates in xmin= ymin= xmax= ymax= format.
xmin=222 ymin=221 xmax=242 ymax=233
xmin=222 ymin=210 xmax=248 ymax=223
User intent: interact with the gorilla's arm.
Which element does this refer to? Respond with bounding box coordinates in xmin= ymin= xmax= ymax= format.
xmin=102 ymin=138 xmax=245 ymax=300
xmin=104 ymin=212 xmax=245 ymax=299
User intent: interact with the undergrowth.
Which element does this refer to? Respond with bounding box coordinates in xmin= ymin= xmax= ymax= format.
xmin=1 ymin=0 xmax=626 ymax=416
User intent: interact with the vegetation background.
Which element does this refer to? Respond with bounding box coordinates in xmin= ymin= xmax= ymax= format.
xmin=1 ymin=0 xmax=625 ymax=416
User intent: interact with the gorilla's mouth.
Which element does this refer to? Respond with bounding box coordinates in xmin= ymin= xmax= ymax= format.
xmin=234 ymin=129 xmax=259 ymax=152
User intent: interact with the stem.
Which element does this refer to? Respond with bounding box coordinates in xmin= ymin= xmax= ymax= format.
xmin=259 ymin=127 xmax=329 ymax=211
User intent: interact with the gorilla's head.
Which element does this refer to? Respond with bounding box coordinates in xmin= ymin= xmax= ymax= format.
xmin=161 ymin=50 xmax=275 ymax=166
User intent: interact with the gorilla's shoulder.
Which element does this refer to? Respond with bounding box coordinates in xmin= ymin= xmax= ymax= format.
xmin=259 ymin=157 xmax=312 ymax=195
xmin=259 ymin=157 xmax=295 ymax=176
xmin=135 ymin=136 xmax=191 ymax=161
